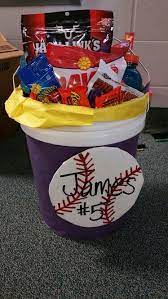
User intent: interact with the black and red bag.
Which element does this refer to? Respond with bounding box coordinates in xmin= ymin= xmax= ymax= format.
xmin=21 ymin=10 xmax=114 ymax=61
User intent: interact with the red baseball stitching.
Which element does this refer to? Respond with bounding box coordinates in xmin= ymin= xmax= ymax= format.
xmin=54 ymin=152 xmax=95 ymax=215
xmin=101 ymin=165 xmax=142 ymax=224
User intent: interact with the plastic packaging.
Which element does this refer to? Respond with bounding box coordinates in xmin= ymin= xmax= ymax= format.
xmin=47 ymin=90 xmax=62 ymax=103
xmin=95 ymin=86 xmax=122 ymax=108
xmin=21 ymin=10 xmax=114 ymax=61
xmin=88 ymin=73 xmax=118 ymax=107
xmin=87 ymin=58 xmax=127 ymax=98
xmin=88 ymin=62 xmax=144 ymax=107
xmin=124 ymin=32 xmax=135 ymax=50
xmin=17 ymin=54 xmax=60 ymax=90
xmin=123 ymin=54 xmax=143 ymax=91
xmin=97 ymin=58 xmax=127 ymax=83
xmin=59 ymin=86 xmax=90 ymax=107
xmin=46 ymin=43 xmax=129 ymax=88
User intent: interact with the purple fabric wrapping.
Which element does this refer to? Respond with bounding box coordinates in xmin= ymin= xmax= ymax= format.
xmin=26 ymin=134 xmax=139 ymax=239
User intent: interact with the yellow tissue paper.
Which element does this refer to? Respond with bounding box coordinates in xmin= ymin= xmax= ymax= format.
xmin=5 ymin=86 xmax=149 ymax=128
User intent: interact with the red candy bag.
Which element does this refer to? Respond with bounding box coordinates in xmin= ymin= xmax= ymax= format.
xmin=59 ymin=86 xmax=90 ymax=107
xmin=95 ymin=86 xmax=122 ymax=108
xmin=46 ymin=43 xmax=129 ymax=89
xmin=46 ymin=43 xmax=129 ymax=69
xmin=47 ymin=90 xmax=62 ymax=103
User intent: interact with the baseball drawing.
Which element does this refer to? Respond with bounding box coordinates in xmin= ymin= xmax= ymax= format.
xmin=49 ymin=147 xmax=144 ymax=228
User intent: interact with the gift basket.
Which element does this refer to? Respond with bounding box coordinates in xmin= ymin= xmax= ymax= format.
xmin=5 ymin=10 xmax=150 ymax=239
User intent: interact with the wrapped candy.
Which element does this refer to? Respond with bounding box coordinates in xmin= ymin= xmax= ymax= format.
xmin=46 ymin=42 xmax=129 ymax=88
xmin=17 ymin=54 xmax=60 ymax=97
xmin=95 ymin=86 xmax=122 ymax=108
xmin=59 ymin=86 xmax=90 ymax=107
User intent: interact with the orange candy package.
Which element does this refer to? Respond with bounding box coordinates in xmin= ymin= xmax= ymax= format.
xmin=59 ymin=86 xmax=90 ymax=107
xmin=95 ymin=86 xmax=122 ymax=108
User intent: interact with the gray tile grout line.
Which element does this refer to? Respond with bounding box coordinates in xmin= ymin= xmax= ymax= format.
xmin=130 ymin=0 xmax=138 ymax=31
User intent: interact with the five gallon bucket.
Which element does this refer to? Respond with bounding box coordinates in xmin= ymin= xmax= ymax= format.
xmin=22 ymin=113 xmax=145 ymax=239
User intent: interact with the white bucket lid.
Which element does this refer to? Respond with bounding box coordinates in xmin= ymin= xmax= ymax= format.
xmin=21 ymin=113 xmax=146 ymax=147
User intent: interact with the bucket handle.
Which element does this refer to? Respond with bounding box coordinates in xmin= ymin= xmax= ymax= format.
xmin=114 ymin=36 xmax=151 ymax=84
xmin=13 ymin=65 xmax=20 ymax=91
xmin=114 ymin=36 xmax=150 ymax=112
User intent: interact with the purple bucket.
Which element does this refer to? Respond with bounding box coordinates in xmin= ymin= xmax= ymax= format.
xmin=22 ymin=114 xmax=145 ymax=239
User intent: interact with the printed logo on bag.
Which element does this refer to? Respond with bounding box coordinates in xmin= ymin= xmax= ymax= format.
xmin=33 ymin=38 xmax=101 ymax=56
xmin=49 ymin=147 xmax=144 ymax=228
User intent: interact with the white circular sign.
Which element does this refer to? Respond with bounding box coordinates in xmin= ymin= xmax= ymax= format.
xmin=49 ymin=147 xmax=144 ymax=228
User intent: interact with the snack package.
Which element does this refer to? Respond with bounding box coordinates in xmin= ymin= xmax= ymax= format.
xmin=29 ymin=84 xmax=63 ymax=103
xmin=46 ymin=43 xmax=129 ymax=89
xmin=98 ymin=58 xmax=127 ymax=83
xmin=99 ymin=58 xmax=144 ymax=99
xmin=47 ymin=90 xmax=62 ymax=103
xmin=88 ymin=73 xmax=118 ymax=107
xmin=59 ymin=86 xmax=90 ymax=107
xmin=21 ymin=10 xmax=114 ymax=61
xmin=88 ymin=73 xmax=117 ymax=96
xmin=125 ymin=32 xmax=135 ymax=50
xmin=95 ymin=86 xmax=122 ymax=108
xmin=17 ymin=54 xmax=60 ymax=98
xmin=88 ymin=65 xmax=144 ymax=107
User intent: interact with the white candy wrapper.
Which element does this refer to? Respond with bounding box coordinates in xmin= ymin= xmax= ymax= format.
xmin=88 ymin=58 xmax=144 ymax=106
xmin=87 ymin=72 xmax=118 ymax=95
xmin=88 ymin=57 xmax=127 ymax=95
xmin=98 ymin=57 xmax=127 ymax=83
